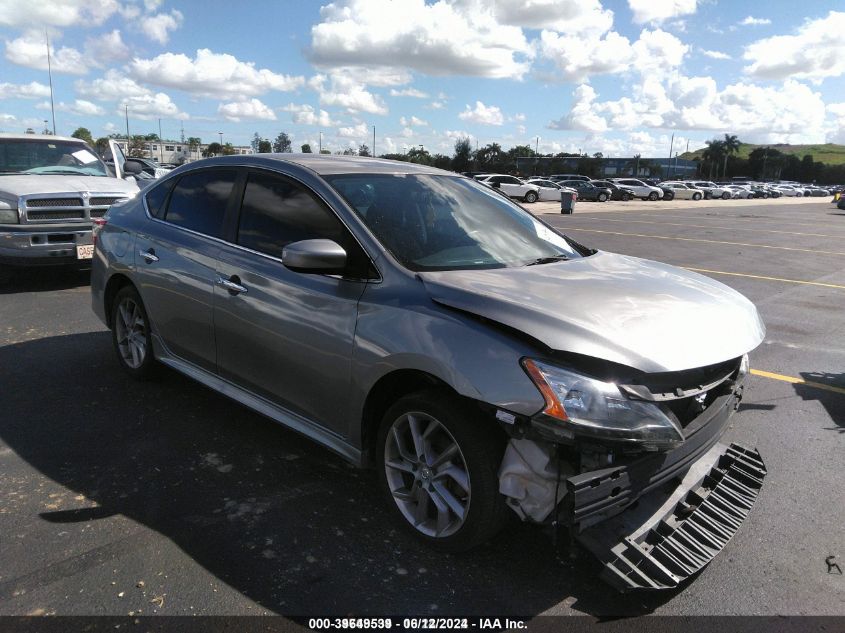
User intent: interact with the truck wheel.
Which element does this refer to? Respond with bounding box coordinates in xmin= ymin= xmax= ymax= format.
xmin=524 ymin=191 xmax=538 ymax=203
xmin=111 ymin=285 xmax=158 ymax=380
xmin=648 ymin=192 xmax=659 ymax=201
xmin=377 ymin=389 xmax=509 ymax=552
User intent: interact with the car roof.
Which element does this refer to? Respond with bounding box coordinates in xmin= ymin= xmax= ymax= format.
xmin=0 ymin=132 xmax=85 ymax=143
xmin=191 ymin=153 xmax=454 ymax=177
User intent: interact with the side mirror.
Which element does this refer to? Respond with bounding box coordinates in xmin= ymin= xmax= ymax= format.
xmin=282 ymin=239 xmax=347 ymax=274
xmin=123 ymin=160 xmax=144 ymax=175
xmin=490 ymin=181 xmax=501 ymax=189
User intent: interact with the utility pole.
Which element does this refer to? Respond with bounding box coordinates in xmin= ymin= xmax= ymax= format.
xmin=319 ymin=131 xmax=322 ymax=153
xmin=668 ymin=132 xmax=675 ymax=178
xmin=45 ymin=30 xmax=56 ymax=135
xmin=372 ymin=125 xmax=376 ymax=157
xmin=158 ymin=118 xmax=163 ymax=162
xmin=124 ymin=105 xmax=129 ymax=140
xmin=535 ymin=136 xmax=539 ymax=155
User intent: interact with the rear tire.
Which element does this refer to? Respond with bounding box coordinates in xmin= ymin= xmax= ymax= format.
xmin=721 ymin=191 xmax=730 ymax=199
xmin=376 ymin=389 xmax=510 ymax=552
xmin=0 ymin=265 xmax=12 ymax=285
xmin=523 ymin=191 xmax=538 ymax=203
xmin=111 ymin=285 xmax=158 ymax=380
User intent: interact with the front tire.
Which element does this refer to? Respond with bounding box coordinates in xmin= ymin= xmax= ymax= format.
xmin=111 ymin=285 xmax=157 ymax=380
xmin=692 ymin=192 xmax=702 ymax=200
xmin=523 ymin=191 xmax=538 ymax=203
xmin=648 ymin=192 xmax=659 ymax=201
xmin=377 ymin=389 xmax=509 ymax=552
xmin=721 ymin=191 xmax=730 ymax=199
xmin=597 ymin=192 xmax=608 ymax=202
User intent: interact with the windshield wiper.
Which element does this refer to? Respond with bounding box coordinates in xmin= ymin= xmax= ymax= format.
xmin=524 ymin=254 xmax=570 ymax=266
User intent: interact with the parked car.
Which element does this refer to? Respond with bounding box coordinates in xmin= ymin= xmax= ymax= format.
xmin=130 ymin=157 xmax=173 ymax=179
xmin=591 ymin=179 xmax=636 ymax=201
xmin=549 ymin=174 xmax=590 ymax=182
xmin=774 ymin=185 xmax=802 ymax=197
xmin=660 ymin=182 xmax=704 ymax=200
xmin=557 ymin=179 xmax=612 ymax=202
xmin=610 ymin=178 xmax=664 ymax=201
xmin=0 ymin=133 xmax=140 ymax=283
xmin=807 ymin=186 xmax=831 ymax=197
xmin=658 ymin=185 xmax=675 ymax=201
xmin=725 ymin=185 xmax=754 ymax=199
xmin=92 ymin=154 xmax=767 ymax=591
xmin=477 ymin=174 xmax=540 ymax=203
xmin=524 ymin=178 xmax=578 ymax=202
xmin=689 ymin=180 xmax=732 ymax=200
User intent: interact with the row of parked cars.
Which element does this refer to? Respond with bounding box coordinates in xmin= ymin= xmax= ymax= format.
xmin=472 ymin=173 xmax=835 ymax=203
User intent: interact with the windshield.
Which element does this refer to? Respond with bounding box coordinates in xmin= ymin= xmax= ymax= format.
xmin=0 ymin=139 xmax=109 ymax=176
xmin=325 ymin=173 xmax=586 ymax=271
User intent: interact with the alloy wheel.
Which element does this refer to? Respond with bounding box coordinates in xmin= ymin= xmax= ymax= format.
xmin=383 ymin=411 xmax=471 ymax=538
xmin=115 ymin=297 xmax=147 ymax=369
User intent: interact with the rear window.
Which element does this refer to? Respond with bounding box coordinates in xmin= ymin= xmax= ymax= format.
xmin=164 ymin=169 xmax=237 ymax=238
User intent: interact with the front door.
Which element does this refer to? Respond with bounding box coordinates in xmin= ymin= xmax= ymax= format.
xmin=213 ymin=169 xmax=371 ymax=436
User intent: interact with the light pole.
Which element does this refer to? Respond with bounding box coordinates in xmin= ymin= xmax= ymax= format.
xmin=43 ymin=120 xmax=48 ymax=134
xmin=158 ymin=118 xmax=163 ymax=163
xmin=319 ymin=131 xmax=322 ymax=153
xmin=218 ymin=131 xmax=223 ymax=155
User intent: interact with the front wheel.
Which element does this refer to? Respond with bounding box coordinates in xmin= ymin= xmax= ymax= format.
xmin=692 ymin=192 xmax=702 ymax=200
xmin=523 ymin=191 xmax=538 ymax=203
xmin=377 ymin=390 xmax=509 ymax=552
xmin=0 ymin=265 xmax=13 ymax=285
xmin=721 ymin=191 xmax=730 ymax=199
xmin=621 ymin=193 xmax=631 ymax=201
xmin=111 ymin=285 xmax=158 ymax=379
xmin=597 ymin=192 xmax=608 ymax=202
xmin=648 ymin=192 xmax=659 ymax=201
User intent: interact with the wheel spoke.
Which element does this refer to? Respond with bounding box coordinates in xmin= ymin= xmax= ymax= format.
xmin=130 ymin=341 xmax=141 ymax=367
xmin=385 ymin=459 xmax=414 ymax=474
xmin=391 ymin=427 xmax=417 ymax=465
xmin=392 ymin=484 xmax=416 ymax=502
xmin=426 ymin=487 xmax=451 ymax=535
xmin=434 ymin=464 xmax=469 ymax=492
xmin=431 ymin=481 xmax=466 ymax=521
xmin=118 ymin=302 xmax=131 ymax=329
xmin=429 ymin=442 xmax=459 ymax=469
xmin=407 ymin=414 xmax=426 ymax=461
xmin=413 ymin=485 xmax=430 ymax=526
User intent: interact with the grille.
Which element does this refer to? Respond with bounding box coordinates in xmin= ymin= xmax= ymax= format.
xmin=27 ymin=210 xmax=86 ymax=221
xmin=90 ymin=197 xmax=122 ymax=206
xmin=26 ymin=197 xmax=83 ymax=208
xmin=90 ymin=209 xmax=107 ymax=218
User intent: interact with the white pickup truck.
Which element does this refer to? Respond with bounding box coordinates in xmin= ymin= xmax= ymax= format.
xmin=0 ymin=134 xmax=140 ymax=282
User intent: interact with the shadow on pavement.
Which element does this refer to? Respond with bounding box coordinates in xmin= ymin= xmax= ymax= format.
xmin=794 ymin=372 xmax=845 ymax=433
xmin=0 ymin=333 xmax=680 ymax=617
xmin=0 ymin=267 xmax=90 ymax=295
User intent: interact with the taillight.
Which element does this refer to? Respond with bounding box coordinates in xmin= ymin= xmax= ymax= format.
xmin=92 ymin=217 xmax=107 ymax=246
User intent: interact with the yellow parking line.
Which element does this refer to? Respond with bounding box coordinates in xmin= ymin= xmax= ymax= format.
xmin=570 ymin=217 xmax=845 ymax=239
xmin=564 ymin=227 xmax=845 ymax=256
xmin=683 ymin=267 xmax=845 ymax=290
xmin=750 ymin=369 xmax=845 ymax=396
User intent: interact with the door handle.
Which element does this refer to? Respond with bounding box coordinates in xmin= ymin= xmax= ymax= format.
xmin=140 ymin=249 xmax=159 ymax=263
xmin=216 ymin=276 xmax=248 ymax=295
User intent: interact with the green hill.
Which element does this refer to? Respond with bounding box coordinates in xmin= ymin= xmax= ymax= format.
xmin=681 ymin=143 xmax=845 ymax=165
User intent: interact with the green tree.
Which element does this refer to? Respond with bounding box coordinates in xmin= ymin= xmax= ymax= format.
xmin=358 ymin=144 xmax=371 ymax=157
xmin=71 ymin=127 xmax=93 ymax=145
xmin=452 ymin=137 xmax=472 ymax=173
xmin=186 ymin=137 xmax=201 ymax=160
xmin=221 ymin=142 xmax=236 ymax=156
xmin=406 ymin=147 xmax=433 ymax=165
xmin=301 ymin=143 xmax=312 ymax=153
xmin=94 ymin=137 xmax=110 ymax=156
xmin=722 ymin=134 xmax=741 ymax=177
xmin=432 ymin=153 xmax=452 ymax=170
xmin=127 ymin=135 xmax=147 ymax=158
xmin=204 ymin=142 xmax=222 ymax=157
xmin=251 ymin=132 xmax=262 ymax=153
xmin=320 ymin=149 xmax=331 ymax=154
xmin=702 ymin=139 xmax=725 ymax=179
xmin=272 ymin=132 xmax=292 ymax=153
xmin=257 ymin=139 xmax=272 ymax=153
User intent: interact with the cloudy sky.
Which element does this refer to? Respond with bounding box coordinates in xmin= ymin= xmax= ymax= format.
xmin=1 ymin=0 xmax=844 ymax=157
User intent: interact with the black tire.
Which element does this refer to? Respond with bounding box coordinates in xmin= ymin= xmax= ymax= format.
xmin=0 ymin=265 xmax=13 ymax=285
xmin=597 ymin=193 xmax=608 ymax=202
xmin=376 ymin=389 xmax=510 ymax=552
xmin=111 ymin=284 xmax=158 ymax=380
xmin=721 ymin=191 xmax=730 ymax=199
xmin=692 ymin=192 xmax=702 ymax=200
xmin=523 ymin=191 xmax=538 ymax=203
xmin=648 ymin=192 xmax=659 ymax=201
xmin=621 ymin=193 xmax=631 ymax=201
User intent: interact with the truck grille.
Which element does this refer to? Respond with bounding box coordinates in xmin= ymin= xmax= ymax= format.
xmin=21 ymin=193 xmax=128 ymax=224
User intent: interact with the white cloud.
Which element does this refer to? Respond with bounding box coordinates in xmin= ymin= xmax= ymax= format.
xmin=37 ymin=98 xmax=105 ymax=116
xmin=118 ymin=91 xmax=186 ymax=120
xmin=389 ymin=88 xmax=429 ymax=98
xmin=628 ymin=0 xmax=697 ymax=24
xmin=399 ymin=115 xmax=428 ymax=127
xmin=0 ymin=0 xmax=118 ymax=27
xmin=632 ymin=29 xmax=688 ymax=75
xmin=130 ymin=49 xmax=305 ymax=98
xmin=281 ymin=103 xmax=339 ymax=126
xmin=399 ymin=127 xmax=414 ymax=138
xmin=337 ymin=122 xmax=368 ymax=138
xmin=740 ymin=16 xmax=771 ymax=26
xmin=309 ymin=0 xmax=533 ymax=80
xmin=5 ymin=30 xmax=88 ymax=75
xmin=140 ymin=10 xmax=184 ymax=45
xmin=547 ymin=84 xmax=607 ymax=133
xmin=85 ymin=29 xmax=130 ymax=66
xmin=218 ymin=98 xmax=277 ymax=122
xmin=0 ymin=81 xmax=51 ymax=99
xmin=427 ymin=100 xmax=446 ymax=110
xmin=701 ymin=49 xmax=731 ymax=60
xmin=76 ymin=70 xmax=150 ymax=100
xmin=743 ymin=11 xmax=845 ymax=82
xmin=493 ymin=0 xmax=613 ymax=35
xmin=458 ymin=101 xmax=504 ymax=126
xmin=310 ymin=73 xmax=387 ymax=115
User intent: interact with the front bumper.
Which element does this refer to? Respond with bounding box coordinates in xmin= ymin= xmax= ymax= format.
xmin=0 ymin=225 xmax=93 ymax=267
xmin=577 ymin=442 xmax=766 ymax=591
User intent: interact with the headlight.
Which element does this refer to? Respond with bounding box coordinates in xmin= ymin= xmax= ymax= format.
xmin=522 ymin=359 xmax=684 ymax=451
xmin=738 ymin=353 xmax=749 ymax=378
xmin=0 ymin=200 xmax=18 ymax=223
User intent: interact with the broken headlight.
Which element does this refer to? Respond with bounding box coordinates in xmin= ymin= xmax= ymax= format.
xmin=522 ymin=359 xmax=684 ymax=451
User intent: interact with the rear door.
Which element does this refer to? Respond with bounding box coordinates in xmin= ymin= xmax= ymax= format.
xmin=213 ymin=168 xmax=372 ymax=436
xmin=134 ymin=168 xmax=238 ymax=372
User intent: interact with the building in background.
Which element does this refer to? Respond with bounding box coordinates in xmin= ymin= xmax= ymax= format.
xmin=110 ymin=139 xmax=254 ymax=164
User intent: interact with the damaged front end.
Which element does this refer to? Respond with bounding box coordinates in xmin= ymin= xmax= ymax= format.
xmin=497 ymin=353 xmax=767 ymax=591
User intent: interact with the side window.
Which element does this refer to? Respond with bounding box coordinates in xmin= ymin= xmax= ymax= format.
xmin=145 ymin=178 xmax=174 ymax=218
xmin=236 ymin=171 xmax=372 ymax=276
xmin=164 ymin=169 xmax=237 ymax=238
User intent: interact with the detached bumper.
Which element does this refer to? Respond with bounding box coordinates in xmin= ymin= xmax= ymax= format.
xmin=577 ymin=442 xmax=766 ymax=591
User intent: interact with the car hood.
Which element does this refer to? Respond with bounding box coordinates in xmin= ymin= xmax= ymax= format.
xmin=418 ymin=251 xmax=765 ymax=373
xmin=0 ymin=174 xmax=139 ymax=197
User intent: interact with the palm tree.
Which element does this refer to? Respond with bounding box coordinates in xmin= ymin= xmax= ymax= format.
xmin=722 ymin=134 xmax=741 ymax=178
xmin=702 ymin=139 xmax=725 ymax=180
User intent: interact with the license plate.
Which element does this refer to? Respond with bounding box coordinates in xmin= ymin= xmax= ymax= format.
xmin=76 ymin=244 xmax=94 ymax=260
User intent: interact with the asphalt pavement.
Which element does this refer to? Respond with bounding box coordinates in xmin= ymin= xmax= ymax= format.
xmin=0 ymin=197 xmax=843 ymax=618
